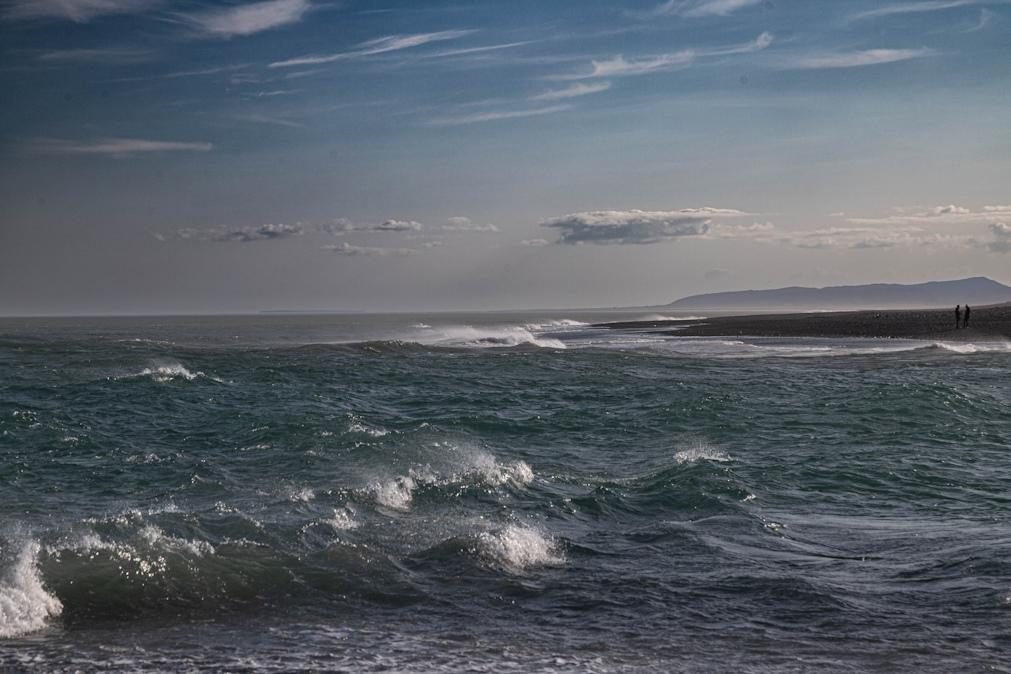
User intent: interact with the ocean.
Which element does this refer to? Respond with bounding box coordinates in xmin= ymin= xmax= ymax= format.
xmin=1 ymin=312 xmax=1010 ymax=672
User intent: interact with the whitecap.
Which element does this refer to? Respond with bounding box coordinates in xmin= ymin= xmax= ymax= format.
xmin=121 ymin=361 xmax=225 ymax=383
xmin=674 ymin=443 xmax=730 ymax=464
xmin=326 ymin=508 xmax=358 ymax=531
xmin=0 ymin=542 xmax=62 ymax=638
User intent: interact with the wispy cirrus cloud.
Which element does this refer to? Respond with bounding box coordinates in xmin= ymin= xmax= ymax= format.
xmin=784 ymin=48 xmax=935 ymax=70
xmin=646 ymin=0 xmax=764 ymax=18
xmin=427 ymin=104 xmax=570 ymax=126
xmin=179 ymin=0 xmax=312 ymax=38
xmin=36 ymin=48 xmax=154 ymax=63
xmin=269 ymin=29 xmax=475 ymax=68
xmin=541 ymin=208 xmax=749 ymax=245
xmin=157 ymin=222 xmax=305 ymax=242
xmin=3 ymin=0 xmax=160 ymax=22
xmin=31 ymin=137 xmax=212 ymax=156
xmin=567 ymin=50 xmax=695 ymax=79
xmin=530 ymin=81 xmax=611 ymax=101
xmin=849 ymin=0 xmax=977 ymax=22
xmin=554 ymin=32 xmax=772 ymax=81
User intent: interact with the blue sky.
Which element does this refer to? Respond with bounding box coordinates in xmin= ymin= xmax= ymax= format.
xmin=2 ymin=0 xmax=1010 ymax=314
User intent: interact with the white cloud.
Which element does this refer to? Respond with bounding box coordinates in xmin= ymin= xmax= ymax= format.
xmin=323 ymin=242 xmax=418 ymax=256
xmin=181 ymin=0 xmax=311 ymax=38
xmin=159 ymin=222 xmax=305 ymax=242
xmin=520 ymin=238 xmax=550 ymax=247
xmin=270 ymin=30 xmax=474 ymax=68
xmin=988 ymin=223 xmax=1011 ymax=253
xmin=541 ymin=208 xmax=749 ymax=245
xmin=530 ymin=81 xmax=611 ymax=101
xmin=374 ymin=219 xmax=423 ymax=232
xmin=442 ymin=217 xmax=499 ymax=232
xmin=320 ymin=218 xmax=423 ymax=233
xmin=427 ymin=104 xmax=571 ymax=126
xmin=32 ymin=137 xmax=212 ymax=156
xmin=785 ymin=48 xmax=935 ymax=70
xmin=3 ymin=0 xmax=160 ymax=22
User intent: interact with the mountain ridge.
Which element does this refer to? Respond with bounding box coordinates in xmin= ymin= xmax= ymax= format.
xmin=668 ymin=277 xmax=1011 ymax=310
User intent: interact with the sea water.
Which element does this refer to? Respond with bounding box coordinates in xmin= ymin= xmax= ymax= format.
xmin=1 ymin=312 xmax=1010 ymax=672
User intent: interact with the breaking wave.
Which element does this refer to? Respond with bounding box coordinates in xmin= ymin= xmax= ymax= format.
xmin=412 ymin=325 xmax=567 ymax=349
xmin=0 ymin=542 xmax=63 ymax=638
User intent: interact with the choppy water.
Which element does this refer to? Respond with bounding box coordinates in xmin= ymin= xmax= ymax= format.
xmin=2 ymin=313 xmax=1010 ymax=672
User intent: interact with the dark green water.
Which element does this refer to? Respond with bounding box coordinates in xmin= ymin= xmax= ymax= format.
xmin=1 ymin=314 xmax=1010 ymax=672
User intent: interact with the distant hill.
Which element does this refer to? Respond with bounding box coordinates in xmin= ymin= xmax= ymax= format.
xmin=667 ymin=277 xmax=1011 ymax=311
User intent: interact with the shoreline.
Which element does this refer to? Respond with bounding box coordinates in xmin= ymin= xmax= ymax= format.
xmin=596 ymin=304 xmax=1011 ymax=342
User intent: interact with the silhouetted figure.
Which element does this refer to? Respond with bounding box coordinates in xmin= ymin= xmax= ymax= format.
xmin=964 ymin=305 xmax=971 ymax=329
xmin=955 ymin=305 xmax=961 ymax=329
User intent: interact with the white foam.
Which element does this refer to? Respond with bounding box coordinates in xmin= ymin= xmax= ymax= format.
xmin=0 ymin=543 xmax=62 ymax=638
xmin=932 ymin=340 xmax=1011 ymax=354
xmin=348 ymin=420 xmax=389 ymax=437
xmin=636 ymin=314 xmax=709 ymax=322
xmin=476 ymin=524 xmax=563 ymax=572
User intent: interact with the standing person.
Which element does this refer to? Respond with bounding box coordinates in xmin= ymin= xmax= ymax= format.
xmin=955 ymin=305 xmax=961 ymax=329
xmin=964 ymin=305 xmax=971 ymax=329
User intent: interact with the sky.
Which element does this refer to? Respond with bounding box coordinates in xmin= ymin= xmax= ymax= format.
xmin=1 ymin=0 xmax=1010 ymax=315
